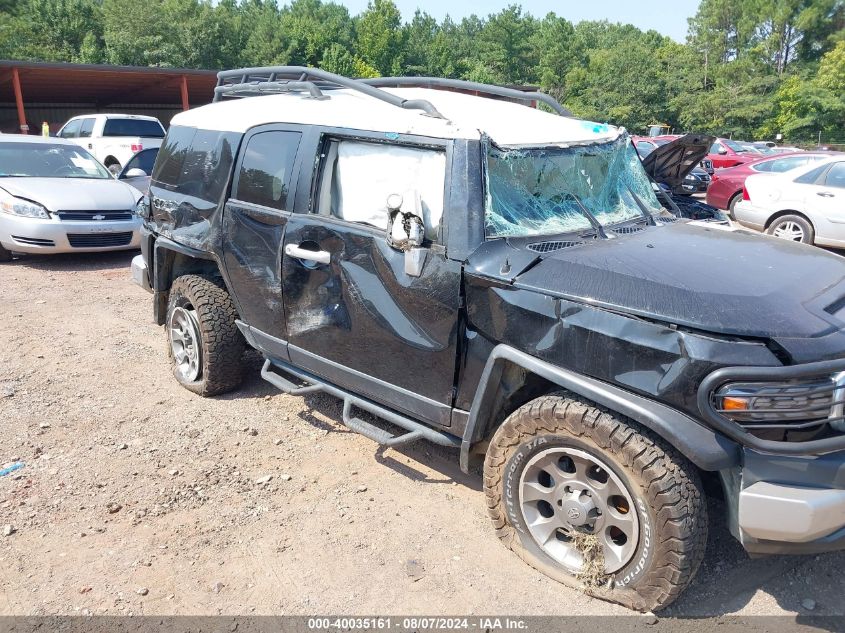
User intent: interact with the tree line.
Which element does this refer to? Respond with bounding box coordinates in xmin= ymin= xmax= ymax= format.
xmin=1 ymin=0 xmax=843 ymax=143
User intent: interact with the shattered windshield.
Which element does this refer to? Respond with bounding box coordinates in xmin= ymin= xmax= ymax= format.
xmin=485 ymin=137 xmax=662 ymax=238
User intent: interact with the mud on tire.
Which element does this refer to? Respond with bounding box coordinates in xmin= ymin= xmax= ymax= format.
xmin=484 ymin=393 xmax=708 ymax=612
xmin=166 ymin=274 xmax=245 ymax=396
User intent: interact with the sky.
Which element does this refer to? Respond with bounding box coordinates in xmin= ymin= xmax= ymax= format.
xmin=340 ymin=0 xmax=700 ymax=42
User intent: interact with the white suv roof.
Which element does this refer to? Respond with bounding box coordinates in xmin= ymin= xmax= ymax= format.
xmin=173 ymin=86 xmax=621 ymax=148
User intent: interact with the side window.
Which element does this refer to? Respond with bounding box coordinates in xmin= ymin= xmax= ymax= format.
xmin=768 ymin=156 xmax=808 ymax=173
xmin=709 ymin=142 xmax=721 ymax=154
xmin=315 ymin=139 xmax=446 ymax=241
xmin=123 ymin=148 xmax=158 ymax=175
xmin=60 ymin=119 xmax=81 ymax=138
xmin=152 ymin=126 xmax=196 ymax=187
xmin=824 ymin=162 xmax=845 ymax=189
xmin=752 ymin=160 xmax=774 ymax=172
xmin=635 ymin=141 xmax=653 ymax=157
xmin=233 ymin=131 xmax=301 ymax=210
xmin=795 ymin=164 xmax=829 ymax=185
xmin=78 ymin=118 xmax=95 ymax=138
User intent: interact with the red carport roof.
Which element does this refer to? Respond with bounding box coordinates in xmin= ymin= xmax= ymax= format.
xmin=0 ymin=60 xmax=217 ymax=105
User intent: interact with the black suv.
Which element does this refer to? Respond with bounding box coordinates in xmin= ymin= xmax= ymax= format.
xmin=132 ymin=67 xmax=845 ymax=612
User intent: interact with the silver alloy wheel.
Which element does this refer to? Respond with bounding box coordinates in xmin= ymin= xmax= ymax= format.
xmin=169 ymin=306 xmax=203 ymax=382
xmin=519 ymin=447 xmax=640 ymax=574
xmin=772 ymin=220 xmax=805 ymax=242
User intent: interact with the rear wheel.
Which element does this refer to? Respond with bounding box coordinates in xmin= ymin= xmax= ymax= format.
xmin=166 ymin=274 xmax=245 ymax=396
xmin=766 ymin=214 xmax=814 ymax=244
xmin=484 ymin=393 xmax=707 ymax=612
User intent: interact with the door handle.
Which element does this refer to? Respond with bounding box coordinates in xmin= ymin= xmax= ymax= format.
xmin=817 ymin=191 xmax=835 ymax=197
xmin=284 ymin=243 xmax=330 ymax=265
xmin=88 ymin=143 xmax=92 ymax=149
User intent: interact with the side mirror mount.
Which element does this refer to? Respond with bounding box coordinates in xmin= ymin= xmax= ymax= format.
xmin=718 ymin=147 xmax=728 ymax=155
xmin=385 ymin=192 xmax=427 ymax=277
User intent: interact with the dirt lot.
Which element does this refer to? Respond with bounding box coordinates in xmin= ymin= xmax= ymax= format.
xmin=0 ymin=251 xmax=843 ymax=618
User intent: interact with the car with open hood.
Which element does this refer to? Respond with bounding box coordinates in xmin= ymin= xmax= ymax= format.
xmin=0 ymin=135 xmax=142 ymax=262
xmin=131 ymin=67 xmax=845 ymax=613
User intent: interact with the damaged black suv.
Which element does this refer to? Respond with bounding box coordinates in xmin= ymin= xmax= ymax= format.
xmin=132 ymin=67 xmax=845 ymax=612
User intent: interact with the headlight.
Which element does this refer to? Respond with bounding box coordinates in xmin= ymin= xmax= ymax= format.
xmin=0 ymin=192 xmax=50 ymax=219
xmin=713 ymin=373 xmax=845 ymax=432
xmin=133 ymin=195 xmax=150 ymax=219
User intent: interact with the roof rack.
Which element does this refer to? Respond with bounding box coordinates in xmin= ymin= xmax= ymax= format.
xmin=362 ymin=76 xmax=572 ymax=117
xmin=214 ymin=66 xmax=446 ymax=119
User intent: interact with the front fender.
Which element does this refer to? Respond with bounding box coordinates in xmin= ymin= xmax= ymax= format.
xmin=460 ymin=344 xmax=740 ymax=474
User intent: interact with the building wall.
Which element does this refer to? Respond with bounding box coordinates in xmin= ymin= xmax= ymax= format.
xmin=0 ymin=103 xmax=188 ymax=135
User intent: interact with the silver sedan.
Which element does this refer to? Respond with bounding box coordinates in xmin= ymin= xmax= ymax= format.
xmin=0 ymin=135 xmax=142 ymax=262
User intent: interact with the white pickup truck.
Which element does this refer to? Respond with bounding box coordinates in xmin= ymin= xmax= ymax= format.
xmin=57 ymin=114 xmax=166 ymax=175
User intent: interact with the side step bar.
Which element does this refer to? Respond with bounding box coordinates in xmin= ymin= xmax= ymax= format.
xmin=260 ymin=359 xmax=461 ymax=449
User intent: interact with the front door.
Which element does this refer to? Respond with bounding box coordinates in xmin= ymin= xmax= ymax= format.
xmin=222 ymin=126 xmax=305 ymax=357
xmin=281 ymin=134 xmax=462 ymax=426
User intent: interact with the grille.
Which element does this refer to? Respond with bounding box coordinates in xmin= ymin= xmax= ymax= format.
xmin=702 ymin=159 xmax=713 ymax=170
xmin=11 ymin=235 xmax=55 ymax=247
xmin=67 ymin=232 xmax=133 ymax=248
xmin=57 ymin=210 xmax=133 ymax=221
xmin=527 ymin=240 xmax=584 ymax=253
xmin=612 ymin=225 xmax=645 ymax=235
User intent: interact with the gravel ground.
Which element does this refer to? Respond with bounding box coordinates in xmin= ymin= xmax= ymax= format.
xmin=0 ymin=251 xmax=843 ymax=618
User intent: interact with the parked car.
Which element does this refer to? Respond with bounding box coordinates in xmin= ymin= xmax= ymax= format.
xmin=0 ymin=135 xmax=142 ymax=262
xmin=636 ymin=133 xmax=726 ymax=221
xmin=57 ymin=114 xmax=166 ymax=175
xmin=117 ymin=147 xmax=158 ymax=195
xmin=633 ymin=135 xmax=713 ymax=194
xmin=134 ymin=66 xmax=845 ymax=613
xmin=734 ymin=155 xmax=845 ymax=246
xmin=706 ymin=152 xmax=833 ymax=215
xmin=706 ymin=138 xmax=757 ymax=169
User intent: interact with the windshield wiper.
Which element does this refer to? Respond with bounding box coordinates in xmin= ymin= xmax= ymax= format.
xmin=626 ymin=185 xmax=657 ymax=226
xmin=561 ymin=192 xmax=609 ymax=239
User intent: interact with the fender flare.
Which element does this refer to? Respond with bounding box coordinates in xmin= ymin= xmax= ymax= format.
xmin=459 ymin=345 xmax=740 ymax=474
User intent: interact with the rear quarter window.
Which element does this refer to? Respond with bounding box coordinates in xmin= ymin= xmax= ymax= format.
xmin=151 ymin=125 xmax=240 ymax=203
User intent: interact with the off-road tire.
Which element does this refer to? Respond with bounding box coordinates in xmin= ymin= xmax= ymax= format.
xmin=166 ymin=274 xmax=245 ymax=396
xmin=0 ymin=242 xmax=11 ymax=263
xmin=484 ymin=393 xmax=707 ymax=612
xmin=766 ymin=213 xmax=814 ymax=244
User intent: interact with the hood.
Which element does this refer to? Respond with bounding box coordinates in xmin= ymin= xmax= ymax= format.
xmin=0 ymin=177 xmax=139 ymax=212
xmin=466 ymin=222 xmax=845 ymax=351
xmin=640 ymin=134 xmax=714 ymax=188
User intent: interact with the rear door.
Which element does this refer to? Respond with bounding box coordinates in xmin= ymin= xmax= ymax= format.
xmin=221 ymin=125 xmax=307 ymax=359
xmin=279 ymin=132 xmax=462 ymax=426
xmin=806 ymin=161 xmax=845 ymax=223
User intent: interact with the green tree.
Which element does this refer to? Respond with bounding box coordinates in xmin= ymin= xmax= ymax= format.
xmin=356 ymin=0 xmax=404 ymax=75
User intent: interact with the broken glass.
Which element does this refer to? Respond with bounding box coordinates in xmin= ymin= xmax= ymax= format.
xmin=485 ymin=137 xmax=663 ymax=238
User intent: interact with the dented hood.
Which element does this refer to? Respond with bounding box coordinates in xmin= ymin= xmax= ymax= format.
xmin=466 ymin=222 xmax=845 ymax=350
xmin=640 ymin=134 xmax=714 ymax=188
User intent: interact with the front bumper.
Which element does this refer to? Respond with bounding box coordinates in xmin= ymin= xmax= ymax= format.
xmin=131 ymin=254 xmax=152 ymax=292
xmin=734 ymin=449 xmax=845 ymax=554
xmin=0 ymin=213 xmax=141 ymax=254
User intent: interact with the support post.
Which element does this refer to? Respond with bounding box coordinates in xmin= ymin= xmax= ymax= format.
xmin=180 ymin=74 xmax=189 ymax=111
xmin=11 ymin=67 xmax=27 ymax=134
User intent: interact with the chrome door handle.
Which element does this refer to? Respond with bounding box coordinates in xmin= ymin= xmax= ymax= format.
xmin=284 ymin=243 xmax=330 ymax=265
xmin=817 ymin=192 xmax=835 ymax=197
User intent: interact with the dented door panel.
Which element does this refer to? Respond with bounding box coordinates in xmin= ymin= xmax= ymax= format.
xmin=282 ymin=216 xmax=462 ymax=423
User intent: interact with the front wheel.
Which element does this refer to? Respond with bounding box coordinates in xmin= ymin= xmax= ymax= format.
xmin=0 ymin=242 xmax=11 ymax=263
xmin=766 ymin=214 xmax=814 ymax=244
xmin=166 ymin=275 xmax=245 ymax=396
xmin=107 ymin=162 xmax=121 ymax=176
xmin=484 ymin=394 xmax=707 ymax=612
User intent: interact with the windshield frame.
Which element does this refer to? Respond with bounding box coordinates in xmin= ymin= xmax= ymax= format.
xmin=0 ymin=142 xmax=112 ymax=180
xmin=482 ymin=134 xmax=664 ymax=240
